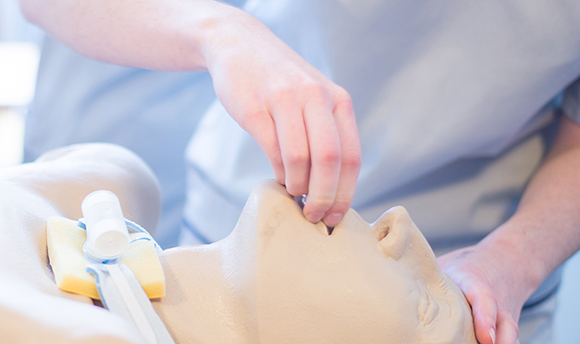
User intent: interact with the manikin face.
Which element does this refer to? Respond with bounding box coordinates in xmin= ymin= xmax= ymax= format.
xmin=155 ymin=180 xmax=477 ymax=344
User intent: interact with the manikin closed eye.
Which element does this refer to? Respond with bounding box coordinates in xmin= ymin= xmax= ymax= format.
xmin=154 ymin=180 xmax=478 ymax=344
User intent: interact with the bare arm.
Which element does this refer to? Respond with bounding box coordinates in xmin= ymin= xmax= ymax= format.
xmin=20 ymin=0 xmax=232 ymax=71
xmin=20 ymin=0 xmax=361 ymax=227
xmin=490 ymin=116 xmax=580 ymax=285
xmin=439 ymin=115 xmax=580 ymax=344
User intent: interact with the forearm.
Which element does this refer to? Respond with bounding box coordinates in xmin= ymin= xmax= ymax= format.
xmin=481 ymin=116 xmax=580 ymax=295
xmin=19 ymin=0 xmax=257 ymax=72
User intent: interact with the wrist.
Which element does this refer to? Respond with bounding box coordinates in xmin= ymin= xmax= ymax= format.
xmin=477 ymin=221 xmax=550 ymax=301
xmin=195 ymin=4 xmax=284 ymax=79
xmin=195 ymin=4 xmax=260 ymax=72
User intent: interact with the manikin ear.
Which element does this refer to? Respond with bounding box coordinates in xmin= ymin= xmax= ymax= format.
xmin=372 ymin=206 xmax=444 ymax=285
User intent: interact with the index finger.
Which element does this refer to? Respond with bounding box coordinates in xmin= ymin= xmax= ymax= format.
xmin=301 ymin=96 xmax=341 ymax=223
xmin=323 ymin=91 xmax=360 ymax=227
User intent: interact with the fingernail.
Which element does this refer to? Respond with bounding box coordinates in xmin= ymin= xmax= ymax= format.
xmin=489 ymin=328 xmax=496 ymax=344
xmin=306 ymin=212 xmax=324 ymax=223
xmin=324 ymin=213 xmax=343 ymax=227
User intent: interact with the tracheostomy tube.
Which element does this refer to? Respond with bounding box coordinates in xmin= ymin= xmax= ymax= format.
xmin=81 ymin=190 xmax=129 ymax=264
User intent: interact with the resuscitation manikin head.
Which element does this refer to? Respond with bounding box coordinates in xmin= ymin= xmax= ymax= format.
xmin=155 ymin=180 xmax=478 ymax=344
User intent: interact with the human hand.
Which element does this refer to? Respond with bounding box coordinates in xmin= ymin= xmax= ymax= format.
xmin=437 ymin=244 xmax=533 ymax=344
xmin=201 ymin=8 xmax=361 ymax=227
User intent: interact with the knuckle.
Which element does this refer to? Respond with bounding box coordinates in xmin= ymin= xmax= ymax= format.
xmin=318 ymin=145 xmax=341 ymax=166
xmin=302 ymin=81 xmax=328 ymax=98
xmin=334 ymin=87 xmax=354 ymax=109
xmin=286 ymin=150 xmax=310 ymax=166
xmin=342 ymin=149 xmax=362 ymax=169
xmin=239 ymin=108 xmax=269 ymax=131
xmin=308 ymin=196 xmax=334 ymax=211
xmin=270 ymin=84 xmax=297 ymax=104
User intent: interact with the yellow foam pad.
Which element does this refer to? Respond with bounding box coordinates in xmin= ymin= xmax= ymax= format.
xmin=47 ymin=217 xmax=165 ymax=300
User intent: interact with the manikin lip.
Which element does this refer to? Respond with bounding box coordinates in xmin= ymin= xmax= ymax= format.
xmin=293 ymin=195 xmax=334 ymax=235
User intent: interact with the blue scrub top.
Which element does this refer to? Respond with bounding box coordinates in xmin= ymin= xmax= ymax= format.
xmin=184 ymin=0 xmax=580 ymax=251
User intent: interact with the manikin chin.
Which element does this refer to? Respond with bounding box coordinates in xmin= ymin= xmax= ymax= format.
xmin=155 ymin=180 xmax=478 ymax=344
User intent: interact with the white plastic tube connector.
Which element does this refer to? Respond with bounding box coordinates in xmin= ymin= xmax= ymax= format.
xmin=81 ymin=190 xmax=129 ymax=263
